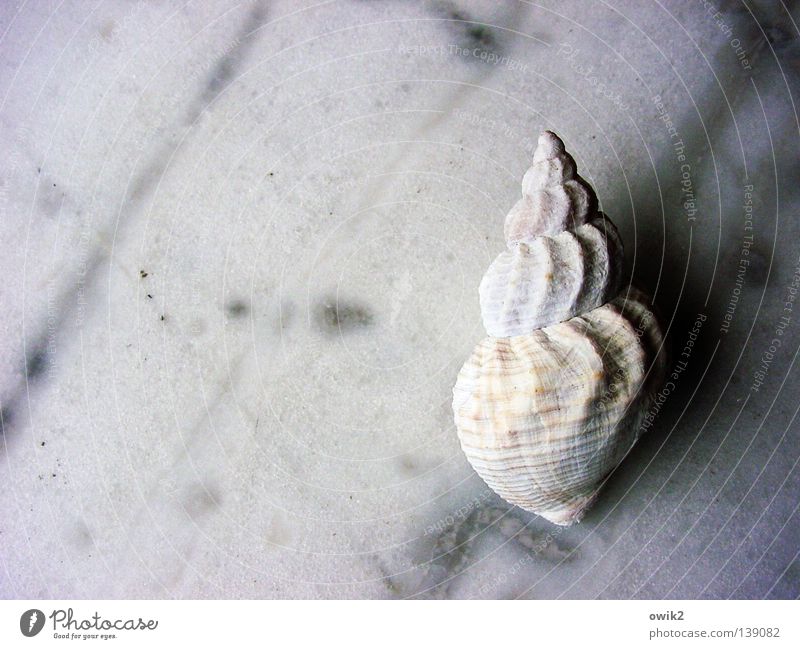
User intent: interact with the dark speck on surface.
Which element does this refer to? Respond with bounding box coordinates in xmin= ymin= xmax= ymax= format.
xmin=226 ymin=299 xmax=249 ymax=317
xmin=399 ymin=455 xmax=416 ymax=474
xmin=466 ymin=24 xmax=494 ymax=47
xmin=316 ymin=297 xmax=374 ymax=333
xmin=37 ymin=176 xmax=65 ymax=217
xmin=184 ymin=484 xmax=222 ymax=518
xmin=435 ymin=2 xmax=499 ymax=56
xmin=25 ymin=347 xmax=49 ymax=380
xmin=0 ymin=404 xmax=14 ymax=433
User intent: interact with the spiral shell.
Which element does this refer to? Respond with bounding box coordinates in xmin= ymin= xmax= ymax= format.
xmin=453 ymin=132 xmax=667 ymax=526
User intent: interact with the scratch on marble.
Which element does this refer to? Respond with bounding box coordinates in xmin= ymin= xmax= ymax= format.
xmin=189 ymin=2 xmax=270 ymax=121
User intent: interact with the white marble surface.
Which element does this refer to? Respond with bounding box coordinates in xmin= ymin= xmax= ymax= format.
xmin=1 ymin=0 xmax=798 ymax=598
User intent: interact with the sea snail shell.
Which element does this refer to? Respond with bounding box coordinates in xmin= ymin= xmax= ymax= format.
xmin=453 ymin=132 xmax=667 ymax=526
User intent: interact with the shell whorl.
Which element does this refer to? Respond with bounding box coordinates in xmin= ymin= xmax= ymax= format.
xmin=454 ymin=289 xmax=666 ymax=525
xmin=453 ymin=131 xmax=667 ymax=525
xmin=482 ymin=132 xmax=622 ymax=337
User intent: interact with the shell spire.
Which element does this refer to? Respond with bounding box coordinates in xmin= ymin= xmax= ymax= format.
xmin=504 ymin=131 xmax=596 ymax=244
xmin=453 ymin=131 xmax=666 ymax=526
xmin=481 ymin=131 xmax=622 ymax=338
